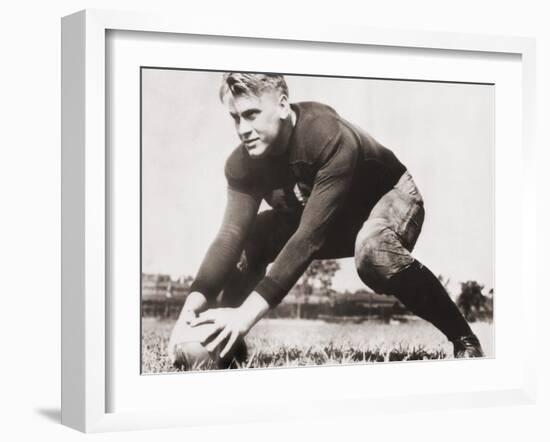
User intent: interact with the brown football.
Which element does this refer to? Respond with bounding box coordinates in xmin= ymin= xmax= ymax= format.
xmin=171 ymin=323 xmax=248 ymax=371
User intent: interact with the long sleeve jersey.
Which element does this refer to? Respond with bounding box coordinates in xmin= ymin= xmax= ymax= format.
xmin=190 ymin=101 xmax=407 ymax=307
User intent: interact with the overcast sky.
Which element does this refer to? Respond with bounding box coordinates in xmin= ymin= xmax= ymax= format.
xmin=141 ymin=69 xmax=494 ymax=296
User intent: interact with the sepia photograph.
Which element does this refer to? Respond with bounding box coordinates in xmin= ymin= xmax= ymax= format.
xmin=140 ymin=69 xmax=495 ymax=374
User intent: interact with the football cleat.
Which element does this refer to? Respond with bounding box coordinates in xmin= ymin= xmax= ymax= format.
xmin=452 ymin=334 xmax=484 ymax=358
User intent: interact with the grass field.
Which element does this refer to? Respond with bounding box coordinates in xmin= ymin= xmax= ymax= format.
xmin=141 ymin=317 xmax=494 ymax=374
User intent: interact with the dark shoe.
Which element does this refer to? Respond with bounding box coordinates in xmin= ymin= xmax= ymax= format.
xmin=452 ymin=334 xmax=484 ymax=358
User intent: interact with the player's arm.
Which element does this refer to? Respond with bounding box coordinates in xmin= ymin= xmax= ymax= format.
xmin=187 ymin=186 xmax=261 ymax=309
xmin=168 ymin=187 xmax=260 ymax=358
xmin=254 ymin=131 xmax=358 ymax=307
xmin=178 ymin=188 xmax=265 ymax=322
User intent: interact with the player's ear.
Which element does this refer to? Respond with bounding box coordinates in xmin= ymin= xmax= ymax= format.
xmin=278 ymin=93 xmax=291 ymax=120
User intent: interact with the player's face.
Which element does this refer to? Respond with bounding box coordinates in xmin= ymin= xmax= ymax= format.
xmin=222 ymin=90 xmax=288 ymax=158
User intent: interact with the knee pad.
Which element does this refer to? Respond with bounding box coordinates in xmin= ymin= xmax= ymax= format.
xmin=355 ymin=218 xmax=414 ymax=293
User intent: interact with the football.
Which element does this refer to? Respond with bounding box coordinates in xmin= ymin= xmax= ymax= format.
xmin=170 ymin=322 xmax=248 ymax=371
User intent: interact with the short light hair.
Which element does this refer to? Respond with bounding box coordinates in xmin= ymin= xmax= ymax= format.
xmin=219 ymin=73 xmax=289 ymax=101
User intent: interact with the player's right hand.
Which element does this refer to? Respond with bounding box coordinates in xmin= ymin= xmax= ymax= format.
xmin=180 ymin=291 xmax=208 ymax=323
xmin=167 ymin=291 xmax=208 ymax=360
xmin=179 ymin=307 xmax=198 ymax=324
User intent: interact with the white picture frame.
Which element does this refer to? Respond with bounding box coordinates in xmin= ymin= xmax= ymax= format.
xmin=61 ymin=9 xmax=537 ymax=433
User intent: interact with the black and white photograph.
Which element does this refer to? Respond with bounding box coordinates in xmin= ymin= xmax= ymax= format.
xmin=140 ymin=69 xmax=495 ymax=374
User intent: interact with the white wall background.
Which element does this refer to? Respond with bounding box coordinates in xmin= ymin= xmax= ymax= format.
xmin=0 ymin=1 xmax=547 ymax=441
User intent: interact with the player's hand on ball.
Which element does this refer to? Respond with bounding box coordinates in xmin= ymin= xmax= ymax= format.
xmin=167 ymin=313 xmax=194 ymax=362
xmin=180 ymin=291 xmax=209 ymax=324
xmin=167 ymin=292 xmax=267 ymax=370
xmin=167 ymin=291 xmax=208 ymax=362
xmin=191 ymin=308 xmax=252 ymax=359
xmin=179 ymin=307 xmax=198 ymax=325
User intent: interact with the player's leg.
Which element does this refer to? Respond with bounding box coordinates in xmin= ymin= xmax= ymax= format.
xmin=218 ymin=209 xmax=300 ymax=307
xmin=354 ymin=171 xmax=483 ymax=357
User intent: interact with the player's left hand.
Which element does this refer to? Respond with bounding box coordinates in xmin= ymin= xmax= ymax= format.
xmin=190 ymin=308 xmax=252 ymax=359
